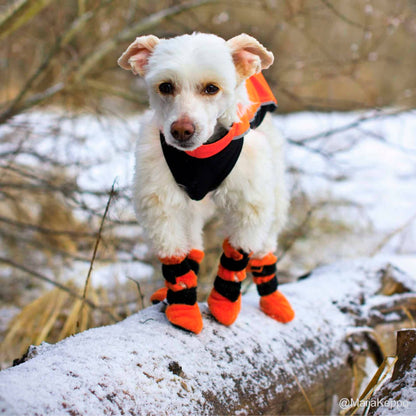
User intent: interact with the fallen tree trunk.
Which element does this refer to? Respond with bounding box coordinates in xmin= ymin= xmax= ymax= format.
xmin=0 ymin=259 xmax=415 ymax=416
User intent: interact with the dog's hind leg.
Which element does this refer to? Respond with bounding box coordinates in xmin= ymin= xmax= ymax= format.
xmin=246 ymin=177 xmax=294 ymax=322
xmin=209 ymin=122 xmax=294 ymax=324
xmin=248 ymin=175 xmax=294 ymax=323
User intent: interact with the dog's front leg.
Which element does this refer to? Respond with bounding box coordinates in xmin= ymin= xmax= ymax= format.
xmin=134 ymin=136 xmax=204 ymax=333
xmin=137 ymin=194 xmax=204 ymax=334
xmin=138 ymin=194 xmax=205 ymax=333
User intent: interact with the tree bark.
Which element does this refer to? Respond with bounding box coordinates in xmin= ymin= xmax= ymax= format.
xmin=367 ymin=329 xmax=416 ymax=416
xmin=0 ymin=259 xmax=415 ymax=416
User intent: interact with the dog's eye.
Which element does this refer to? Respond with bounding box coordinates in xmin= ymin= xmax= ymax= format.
xmin=203 ymin=84 xmax=219 ymax=95
xmin=159 ymin=82 xmax=174 ymax=95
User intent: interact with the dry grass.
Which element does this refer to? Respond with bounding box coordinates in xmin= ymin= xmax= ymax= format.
xmin=341 ymin=355 xmax=398 ymax=416
xmin=0 ymin=284 xmax=100 ymax=365
xmin=0 ymin=275 xmax=142 ymax=367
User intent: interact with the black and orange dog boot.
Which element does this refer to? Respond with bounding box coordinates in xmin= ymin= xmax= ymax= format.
xmin=150 ymin=249 xmax=204 ymax=305
xmin=208 ymin=239 xmax=251 ymax=326
xmin=159 ymin=250 xmax=204 ymax=334
xmin=150 ymin=287 xmax=168 ymax=304
xmin=249 ymin=253 xmax=295 ymax=323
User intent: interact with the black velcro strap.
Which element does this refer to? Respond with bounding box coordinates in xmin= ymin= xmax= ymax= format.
xmin=252 ymin=263 xmax=276 ymax=277
xmin=256 ymin=275 xmax=278 ymax=297
xmin=162 ymin=260 xmax=191 ymax=284
xmin=187 ymin=259 xmax=199 ymax=275
xmin=214 ymin=276 xmax=241 ymax=302
xmin=167 ymin=287 xmax=197 ymax=305
xmin=220 ymin=252 xmax=250 ymax=272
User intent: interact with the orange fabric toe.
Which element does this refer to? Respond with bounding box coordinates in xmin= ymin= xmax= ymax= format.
xmin=208 ymin=288 xmax=241 ymax=326
xmin=260 ymin=291 xmax=295 ymax=323
xmin=165 ymin=303 xmax=203 ymax=334
xmin=150 ymin=287 xmax=168 ymax=304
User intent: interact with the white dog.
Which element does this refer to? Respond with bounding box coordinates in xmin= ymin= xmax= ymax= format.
xmin=118 ymin=33 xmax=294 ymax=334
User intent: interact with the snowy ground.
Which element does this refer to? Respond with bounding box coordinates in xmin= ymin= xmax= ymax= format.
xmin=1 ymin=108 xmax=416 ymax=286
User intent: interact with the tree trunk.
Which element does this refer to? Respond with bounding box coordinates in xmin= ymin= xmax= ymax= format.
xmin=0 ymin=259 xmax=415 ymax=416
xmin=367 ymin=329 xmax=416 ymax=416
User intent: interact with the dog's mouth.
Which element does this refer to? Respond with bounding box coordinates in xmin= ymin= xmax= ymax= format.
xmin=173 ymin=140 xmax=197 ymax=150
xmin=161 ymin=132 xmax=200 ymax=151
xmin=162 ymin=121 xmax=230 ymax=152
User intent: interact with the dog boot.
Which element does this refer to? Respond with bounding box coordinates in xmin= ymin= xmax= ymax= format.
xmin=208 ymin=239 xmax=251 ymax=326
xmin=150 ymin=249 xmax=204 ymax=304
xmin=150 ymin=287 xmax=168 ymax=304
xmin=160 ymin=251 xmax=204 ymax=334
xmin=249 ymin=253 xmax=295 ymax=323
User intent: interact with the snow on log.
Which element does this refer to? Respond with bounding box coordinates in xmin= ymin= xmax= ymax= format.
xmin=0 ymin=259 xmax=415 ymax=416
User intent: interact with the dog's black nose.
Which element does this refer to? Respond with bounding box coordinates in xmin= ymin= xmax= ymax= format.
xmin=170 ymin=117 xmax=195 ymax=142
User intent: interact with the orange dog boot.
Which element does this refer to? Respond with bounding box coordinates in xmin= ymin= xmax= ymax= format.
xmin=208 ymin=239 xmax=250 ymax=326
xmin=166 ymin=303 xmax=203 ymax=334
xmin=159 ymin=250 xmax=204 ymax=334
xmin=260 ymin=291 xmax=295 ymax=323
xmin=250 ymin=252 xmax=295 ymax=323
xmin=150 ymin=287 xmax=168 ymax=304
xmin=208 ymin=288 xmax=242 ymax=326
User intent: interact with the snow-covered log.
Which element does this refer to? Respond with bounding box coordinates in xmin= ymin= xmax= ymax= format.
xmin=0 ymin=259 xmax=415 ymax=416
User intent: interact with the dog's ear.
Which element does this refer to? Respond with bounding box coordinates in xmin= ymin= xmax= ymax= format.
xmin=227 ymin=34 xmax=274 ymax=81
xmin=117 ymin=35 xmax=160 ymax=76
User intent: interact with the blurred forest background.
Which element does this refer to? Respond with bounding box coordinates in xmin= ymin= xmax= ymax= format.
xmin=0 ymin=0 xmax=415 ymax=366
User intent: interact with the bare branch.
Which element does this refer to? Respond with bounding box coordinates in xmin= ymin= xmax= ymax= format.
xmin=371 ymin=211 xmax=416 ymax=256
xmin=288 ymin=108 xmax=413 ymax=145
xmin=0 ymin=0 xmax=54 ymax=41
xmin=0 ymin=256 xmax=87 ymax=305
xmin=319 ymin=0 xmax=366 ymax=30
xmin=78 ymin=181 xmax=117 ymax=330
xmin=0 ymin=256 xmax=119 ymax=321
xmin=82 ymin=181 xmax=116 ymax=300
xmin=84 ymin=80 xmax=148 ymax=105
xmin=0 ymin=214 xmax=96 ymax=238
xmin=0 ymin=83 xmax=65 ymax=125
xmin=74 ymin=0 xmax=218 ymax=81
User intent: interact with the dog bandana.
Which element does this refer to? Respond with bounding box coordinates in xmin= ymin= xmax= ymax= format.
xmin=160 ymin=72 xmax=277 ymax=201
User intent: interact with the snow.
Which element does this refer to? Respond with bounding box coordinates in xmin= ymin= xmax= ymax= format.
xmin=1 ymin=259 xmax=414 ymax=415
xmin=279 ymin=110 xmax=416 ymax=248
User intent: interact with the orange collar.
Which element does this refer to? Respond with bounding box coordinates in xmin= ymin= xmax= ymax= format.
xmin=185 ymin=72 xmax=277 ymax=159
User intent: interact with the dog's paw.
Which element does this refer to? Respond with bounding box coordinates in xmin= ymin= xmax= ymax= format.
xmin=259 ymin=291 xmax=295 ymax=323
xmin=165 ymin=303 xmax=203 ymax=334
xmin=207 ymin=288 xmax=242 ymax=326
xmin=150 ymin=287 xmax=168 ymax=304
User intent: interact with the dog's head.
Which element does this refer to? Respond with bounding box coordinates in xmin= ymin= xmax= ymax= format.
xmin=118 ymin=33 xmax=273 ymax=151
